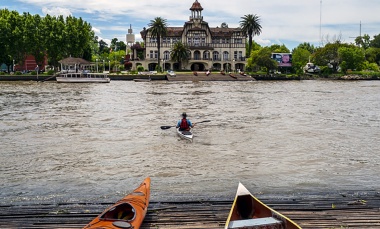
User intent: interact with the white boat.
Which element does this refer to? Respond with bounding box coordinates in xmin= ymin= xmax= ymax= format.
xmin=166 ymin=70 xmax=176 ymax=77
xmin=303 ymin=62 xmax=320 ymax=74
xmin=56 ymin=72 xmax=110 ymax=83
xmin=225 ymin=183 xmax=301 ymax=229
xmin=176 ymin=128 xmax=193 ymax=141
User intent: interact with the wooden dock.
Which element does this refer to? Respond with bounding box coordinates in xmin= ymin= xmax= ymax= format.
xmin=1 ymin=191 xmax=379 ymax=228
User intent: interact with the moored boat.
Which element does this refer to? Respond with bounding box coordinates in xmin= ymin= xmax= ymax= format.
xmin=56 ymin=72 xmax=110 ymax=83
xmin=83 ymin=177 xmax=151 ymax=229
xmin=225 ymin=182 xmax=301 ymax=229
xmin=176 ymin=128 xmax=193 ymax=141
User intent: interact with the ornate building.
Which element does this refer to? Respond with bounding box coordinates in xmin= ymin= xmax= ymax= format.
xmin=130 ymin=0 xmax=247 ymax=72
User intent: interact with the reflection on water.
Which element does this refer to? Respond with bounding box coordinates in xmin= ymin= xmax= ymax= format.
xmin=0 ymin=80 xmax=379 ymax=204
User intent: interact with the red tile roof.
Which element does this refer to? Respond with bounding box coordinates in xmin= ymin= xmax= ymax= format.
xmin=190 ymin=0 xmax=203 ymax=11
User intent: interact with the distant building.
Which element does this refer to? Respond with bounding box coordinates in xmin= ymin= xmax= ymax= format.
xmin=130 ymin=0 xmax=247 ymax=72
xmin=14 ymin=55 xmax=47 ymax=72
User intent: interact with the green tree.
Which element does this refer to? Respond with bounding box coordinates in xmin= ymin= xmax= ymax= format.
xmin=269 ymin=44 xmax=290 ymax=53
xmin=240 ymin=14 xmax=262 ymax=58
xmin=248 ymin=47 xmax=277 ymax=73
xmin=0 ymin=9 xmax=15 ymax=69
xmin=338 ymin=46 xmax=365 ymax=72
xmin=43 ymin=15 xmax=66 ymax=68
xmin=24 ymin=13 xmax=45 ymax=67
xmin=370 ymin=34 xmax=380 ymax=48
xmin=64 ymin=16 xmax=94 ymax=59
xmin=365 ymin=47 xmax=380 ymax=65
xmin=246 ymin=40 xmax=261 ymax=58
xmin=148 ymin=17 xmax=168 ymax=71
xmin=314 ymin=41 xmax=350 ymax=72
xmin=170 ymin=41 xmax=190 ymax=70
xmin=292 ymin=47 xmax=311 ymax=74
xmin=98 ymin=40 xmax=109 ymax=53
xmin=294 ymin=42 xmax=316 ymax=54
xmin=355 ymin=34 xmax=371 ymax=49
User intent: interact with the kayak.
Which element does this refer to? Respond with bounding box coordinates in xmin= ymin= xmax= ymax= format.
xmin=225 ymin=182 xmax=301 ymax=229
xmin=176 ymin=128 xmax=193 ymax=141
xmin=83 ymin=177 xmax=151 ymax=229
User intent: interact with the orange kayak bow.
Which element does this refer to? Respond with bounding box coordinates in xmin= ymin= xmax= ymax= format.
xmin=83 ymin=177 xmax=151 ymax=229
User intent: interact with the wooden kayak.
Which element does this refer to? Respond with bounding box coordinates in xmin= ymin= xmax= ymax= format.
xmin=83 ymin=177 xmax=151 ymax=229
xmin=225 ymin=182 xmax=301 ymax=229
xmin=229 ymin=73 xmax=237 ymax=79
xmin=176 ymin=128 xmax=193 ymax=141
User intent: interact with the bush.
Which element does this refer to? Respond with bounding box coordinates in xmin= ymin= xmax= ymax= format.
xmin=47 ymin=70 xmax=55 ymax=75
xmin=15 ymin=71 xmax=22 ymax=75
xmin=137 ymin=66 xmax=144 ymax=72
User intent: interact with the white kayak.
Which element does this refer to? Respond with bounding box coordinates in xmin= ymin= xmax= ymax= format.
xmin=176 ymin=128 xmax=193 ymax=141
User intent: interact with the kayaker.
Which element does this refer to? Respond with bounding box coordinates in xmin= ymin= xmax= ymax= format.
xmin=176 ymin=112 xmax=193 ymax=131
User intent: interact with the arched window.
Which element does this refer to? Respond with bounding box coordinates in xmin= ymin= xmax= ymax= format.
xmin=203 ymin=51 xmax=210 ymax=60
xmin=213 ymin=51 xmax=220 ymax=61
xmin=223 ymin=51 xmax=229 ymax=61
xmin=164 ymin=51 xmax=170 ymax=60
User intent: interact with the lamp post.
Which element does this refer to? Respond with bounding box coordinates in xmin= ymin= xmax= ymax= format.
xmin=163 ymin=59 xmax=165 ymax=72
xmin=12 ymin=59 xmax=14 ymax=72
xmin=233 ymin=59 xmax=235 ymax=72
xmin=109 ymin=60 xmax=111 ymax=72
xmin=103 ymin=60 xmax=105 ymax=72
xmin=96 ymin=59 xmax=98 ymax=72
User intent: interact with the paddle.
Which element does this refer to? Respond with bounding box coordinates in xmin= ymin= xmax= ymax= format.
xmin=160 ymin=120 xmax=211 ymax=130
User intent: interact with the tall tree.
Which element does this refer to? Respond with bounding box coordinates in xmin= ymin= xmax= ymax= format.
xmin=292 ymin=47 xmax=311 ymax=74
xmin=240 ymin=14 xmax=262 ymax=58
xmin=354 ymin=34 xmax=371 ymax=49
xmin=294 ymin=42 xmax=316 ymax=54
xmin=338 ymin=46 xmax=365 ymax=72
xmin=148 ymin=17 xmax=168 ymax=70
xmin=170 ymin=41 xmax=190 ymax=70
xmin=370 ymin=34 xmax=380 ymax=48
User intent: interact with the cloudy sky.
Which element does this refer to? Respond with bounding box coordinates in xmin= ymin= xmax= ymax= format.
xmin=2 ymin=0 xmax=380 ymax=50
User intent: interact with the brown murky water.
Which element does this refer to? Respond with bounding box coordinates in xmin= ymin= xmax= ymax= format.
xmin=1 ymin=80 xmax=379 ymax=204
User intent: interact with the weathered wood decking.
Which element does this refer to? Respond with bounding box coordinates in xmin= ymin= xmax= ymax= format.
xmin=1 ymin=191 xmax=379 ymax=228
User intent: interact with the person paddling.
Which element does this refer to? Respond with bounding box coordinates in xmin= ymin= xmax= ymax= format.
xmin=176 ymin=112 xmax=193 ymax=131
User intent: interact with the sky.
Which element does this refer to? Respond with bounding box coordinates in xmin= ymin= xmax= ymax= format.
xmin=2 ymin=0 xmax=380 ymax=50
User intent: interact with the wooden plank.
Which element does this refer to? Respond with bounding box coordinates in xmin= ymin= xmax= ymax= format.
xmin=1 ymin=192 xmax=379 ymax=229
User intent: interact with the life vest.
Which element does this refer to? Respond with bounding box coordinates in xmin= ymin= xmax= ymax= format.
xmin=180 ymin=118 xmax=189 ymax=130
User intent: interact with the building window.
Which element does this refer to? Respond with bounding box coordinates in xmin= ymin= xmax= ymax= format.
xmin=194 ymin=37 xmax=200 ymax=46
xmin=150 ymin=50 xmax=158 ymax=59
xmin=235 ymin=39 xmax=242 ymax=44
xmin=203 ymin=51 xmax=210 ymax=60
xmin=164 ymin=51 xmax=170 ymax=60
xmin=201 ymin=38 xmax=206 ymax=45
xmin=213 ymin=51 xmax=220 ymax=61
xmin=223 ymin=51 xmax=229 ymax=61
xmin=150 ymin=37 xmax=157 ymax=43
xmin=234 ymin=51 xmax=243 ymax=60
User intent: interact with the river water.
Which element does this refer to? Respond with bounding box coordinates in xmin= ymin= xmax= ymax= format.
xmin=0 ymin=80 xmax=379 ymax=205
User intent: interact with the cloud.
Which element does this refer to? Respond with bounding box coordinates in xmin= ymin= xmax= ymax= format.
xmin=92 ymin=27 xmax=101 ymax=35
xmin=41 ymin=7 xmax=71 ymax=18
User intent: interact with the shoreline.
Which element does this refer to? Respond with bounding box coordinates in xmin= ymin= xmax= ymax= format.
xmin=1 ymin=73 xmax=379 ymax=82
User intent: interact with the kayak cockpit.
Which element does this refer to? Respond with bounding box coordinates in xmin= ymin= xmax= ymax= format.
xmin=100 ymin=203 xmax=136 ymax=221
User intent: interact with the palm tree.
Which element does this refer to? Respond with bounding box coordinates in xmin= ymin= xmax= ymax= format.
xmin=148 ymin=17 xmax=168 ymax=71
xmin=170 ymin=41 xmax=190 ymax=70
xmin=240 ymin=14 xmax=262 ymax=58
